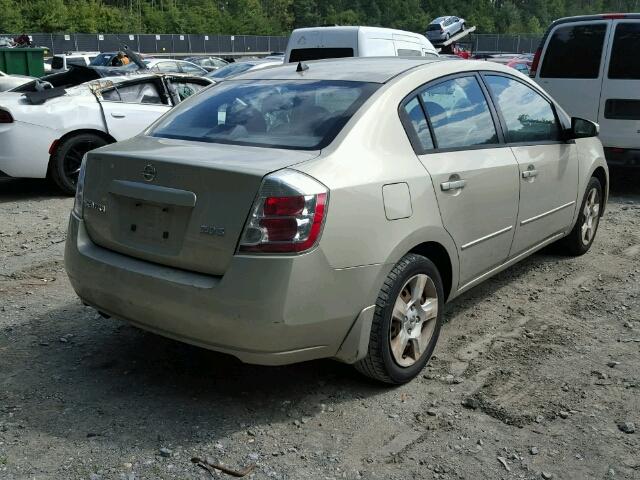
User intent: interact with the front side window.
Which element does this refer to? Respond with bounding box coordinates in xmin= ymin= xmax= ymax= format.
xmin=150 ymin=80 xmax=379 ymax=150
xmin=485 ymin=75 xmax=560 ymax=143
xmin=402 ymin=97 xmax=434 ymax=151
xmin=540 ymin=23 xmax=607 ymax=79
xmin=420 ymin=76 xmax=498 ymax=149
xmin=101 ymin=81 xmax=164 ymax=104
xmin=180 ymin=62 xmax=206 ymax=74
xmin=609 ymin=22 xmax=640 ymax=79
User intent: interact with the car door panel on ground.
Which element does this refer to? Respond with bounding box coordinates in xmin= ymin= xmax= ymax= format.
xmin=536 ymin=21 xmax=611 ymax=122
xmin=99 ymin=80 xmax=172 ymax=140
xmin=482 ymin=74 xmax=579 ymax=256
xmin=402 ymin=75 xmax=520 ymax=287
xmin=599 ymin=20 xmax=640 ymax=149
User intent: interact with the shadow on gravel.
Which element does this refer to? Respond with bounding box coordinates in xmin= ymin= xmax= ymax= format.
xmin=0 ymin=178 xmax=66 ymax=203
xmin=609 ymin=166 xmax=640 ymax=197
xmin=0 ymin=249 xmax=567 ymax=451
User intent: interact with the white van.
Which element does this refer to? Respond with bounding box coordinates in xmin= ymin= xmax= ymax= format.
xmin=285 ymin=26 xmax=438 ymax=63
xmin=531 ymin=13 xmax=640 ymax=167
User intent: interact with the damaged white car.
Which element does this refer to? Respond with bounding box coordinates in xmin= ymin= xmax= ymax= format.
xmin=0 ymin=73 xmax=213 ymax=194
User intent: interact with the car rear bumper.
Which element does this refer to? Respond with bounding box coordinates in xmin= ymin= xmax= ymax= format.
xmin=604 ymin=147 xmax=640 ymax=167
xmin=0 ymin=121 xmax=55 ymax=178
xmin=65 ymin=214 xmax=387 ymax=365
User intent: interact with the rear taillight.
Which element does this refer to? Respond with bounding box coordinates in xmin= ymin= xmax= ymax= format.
xmin=530 ymin=48 xmax=542 ymax=78
xmin=239 ymin=170 xmax=328 ymax=254
xmin=0 ymin=109 xmax=13 ymax=123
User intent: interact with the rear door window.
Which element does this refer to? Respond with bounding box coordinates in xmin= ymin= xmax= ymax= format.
xmin=540 ymin=23 xmax=607 ymax=78
xmin=485 ymin=75 xmax=560 ymax=143
xmin=420 ymin=76 xmax=498 ymax=149
xmin=608 ymin=22 xmax=640 ymax=79
xmin=401 ymin=97 xmax=434 ymax=151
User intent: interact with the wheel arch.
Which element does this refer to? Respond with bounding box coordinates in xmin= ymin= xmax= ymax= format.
xmin=47 ymin=128 xmax=116 ymax=173
xmin=591 ymin=165 xmax=608 ymax=215
xmin=408 ymin=241 xmax=454 ymax=302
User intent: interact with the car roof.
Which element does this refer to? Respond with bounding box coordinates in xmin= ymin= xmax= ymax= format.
xmin=431 ymin=16 xmax=449 ymax=23
xmin=233 ymin=57 xmax=444 ymax=84
xmin=291 ymin=26 xmax=427 ymax=38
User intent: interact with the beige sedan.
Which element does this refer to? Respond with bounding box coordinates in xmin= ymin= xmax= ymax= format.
xmin=65 ymin=57 xmax=608 ymax=384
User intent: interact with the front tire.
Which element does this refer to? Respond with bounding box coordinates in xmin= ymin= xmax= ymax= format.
xmin=558 ymin=176 xmax=603 ymax=256
xmin=355 ymin=254 xmax=444 ymax=384
xmin=49 ymin=133 xmax=108 ymax=195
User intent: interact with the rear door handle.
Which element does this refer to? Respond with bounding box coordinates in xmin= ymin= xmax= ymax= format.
xmin=110 ymin=112 xmax=126 ymax=119
xmin=522 ymin=169 xmax=538 ymax=179
xmin=440 ymin=179 xmax=466 ymax=191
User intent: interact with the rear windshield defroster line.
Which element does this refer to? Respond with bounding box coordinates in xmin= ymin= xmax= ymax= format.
xmin=150 ymin=79 xmax=380 ymax=151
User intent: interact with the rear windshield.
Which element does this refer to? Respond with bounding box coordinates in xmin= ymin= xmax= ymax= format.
xmin=427 ymin=25 xmax=442 ymax=31
xmin=207 ymin=62 xmax=254 ymax=79
xmin=289 ymin=48 xmax=354 ymax=63
xmin=150 ymin=80 xmax=379 ymax=150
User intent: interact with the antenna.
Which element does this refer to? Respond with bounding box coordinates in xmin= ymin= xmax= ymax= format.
xmin=296 ymin=61 xmax=309 ymax=73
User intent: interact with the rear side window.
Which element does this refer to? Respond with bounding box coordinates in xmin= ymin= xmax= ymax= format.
xmin=67 ymin=57 xmax=86 ymax=67
xmin=150 ymin=80 xmax=379 ymax=150
xmin=540 ymin=23 xmax=607 ymax=78
xmin=102 ymin=81 xmax=164 ymax=104
xmin=609 ymin=23 xmax=640 ymax=79
xmin=401 ymin=97 xmax=434 ymax=151
xmin=397 ymin=49 xmax=422 ymax=56
xmin=420 ymin=76 xmax=498 ymax=149
xmin=485 ymin=75 xmax=560 ymax=143
xmin=289 ymin=48 xmax=353 ymax=63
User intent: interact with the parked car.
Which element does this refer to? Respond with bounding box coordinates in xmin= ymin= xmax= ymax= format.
xmin=144 ymin=59 xmax=208 ymax=76
xmin=183 ymin=56 xmax=228 ymax=72
xmin=0 ymin=73 xmax=212 ymax=194
xmin=206 ymin=59 xmax=282 ymax=79
xmin=90 ymin=51 xmax=141 ymax=67
xmin=65 ymin=57 xmax=608 ymax=384
xmin=0 ymin=71 xmax=33 ymax=92
xmin=507 ymin=55 xmax=533 ymax=75
xmin=50 ymin=52 xmax=100 ymax=72
xmin=531 ymin=13 xmax=640 ymax=167
xmin=426 ymin=16 xmax=466 ymax=43
xmin=285 ymin=26 xmax=438 ymax=63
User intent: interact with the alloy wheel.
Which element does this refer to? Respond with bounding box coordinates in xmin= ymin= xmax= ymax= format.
xmin=63 ymin=140 xmax=99 ymax=187
xmin=389 ymin=273 xmax=439 ymax=367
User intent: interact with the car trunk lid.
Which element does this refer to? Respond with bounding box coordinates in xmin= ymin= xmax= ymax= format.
xmin=82 ymin=136 xmax=319 ymax=276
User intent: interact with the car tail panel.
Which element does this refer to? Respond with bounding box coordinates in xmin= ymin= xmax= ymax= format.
xmin=81 ymin=136 xmax=318 ymax=276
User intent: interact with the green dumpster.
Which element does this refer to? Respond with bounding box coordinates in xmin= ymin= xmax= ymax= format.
xmin=0 ymin=48 xmax=46 ymax=77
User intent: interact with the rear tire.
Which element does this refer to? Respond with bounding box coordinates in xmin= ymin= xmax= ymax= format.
xmin=354 ymin=253 xmax=444 ymax=384
xmin=558 ymin=176 xmax=603 ymax=256
xmin=49 ymin=133 xmax=108 ymax=195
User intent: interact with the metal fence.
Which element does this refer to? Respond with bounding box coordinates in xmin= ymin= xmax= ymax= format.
xmin=466 ymin=34 xmax=543 ymax=53
xmin=4 ymin=33 xmax=289 ymax=56
xmin=4 ymin=32 xmax=542 ymax=56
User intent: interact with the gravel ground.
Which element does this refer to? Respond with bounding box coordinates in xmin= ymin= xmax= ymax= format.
xmin=0 ymin=170 xmax=638 ymax=480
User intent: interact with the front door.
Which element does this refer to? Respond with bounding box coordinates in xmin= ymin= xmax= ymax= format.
xmin=99 ymin=79 xmax=171 ymax=140
xmin=403 ymin=74 xmax=520 ymax=286
xmin=483 ymin=74 xmax=579 ymax=256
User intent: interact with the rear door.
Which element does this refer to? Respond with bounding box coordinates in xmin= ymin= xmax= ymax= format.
xmin=401 ymin=74 xmax=520 ymax=287
xmin=98 ymin=78 xmax=172 ymax=140
xmin=483 ymin=73 xmax=578 ymax=256
xmin=535 ymin=20 xmax=610 ymax=121
xmin=599 ymin=20 xmax=640 ymax=149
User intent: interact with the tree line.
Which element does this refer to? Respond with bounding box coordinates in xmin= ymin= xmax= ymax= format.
xmin=1 ymin=0 xmax=639 ymax=35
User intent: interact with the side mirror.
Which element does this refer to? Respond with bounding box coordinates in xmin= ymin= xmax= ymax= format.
xmin=566 ymin=117 xmax=599 ymax=140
